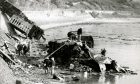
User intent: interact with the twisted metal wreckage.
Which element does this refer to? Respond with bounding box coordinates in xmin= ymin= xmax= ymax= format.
xmin=0 ymin=0 xmax=137 ymax=75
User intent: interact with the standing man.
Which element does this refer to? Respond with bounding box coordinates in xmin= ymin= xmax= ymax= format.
xmin=101 ymin=48 xmax=106 ymax=56
xmin=69 ymin=63 xmax=74 ymax=74
xmin=77 ymin=28 xmax=82 ymax=42
xmin=51 ymin=57 xmax=55 ymax=75
xmin=43 ymin=57 xmax=51 ymax=74
xmin=67 ymin=31 xmax=77 ymax=41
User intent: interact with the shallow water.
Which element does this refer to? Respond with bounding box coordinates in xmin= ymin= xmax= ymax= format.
xmin=69 ymin=72 xmax=140 ymax=84
xmin=69 ymin=43 xmax=140 ymax=84
xmin=65 ymin=23 xmax=140 ymax=84
xmin=46 ymin=22 xmax=140 ymax=84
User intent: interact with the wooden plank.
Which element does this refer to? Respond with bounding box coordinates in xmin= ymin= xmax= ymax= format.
xmin=0 ymin=49 xmax=16 ymax=64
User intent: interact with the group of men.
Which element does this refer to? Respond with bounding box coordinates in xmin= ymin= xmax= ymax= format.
xmin=67 ymin=28 xmax=82 ymax=42
xmin=15 ymin=39 xmax=30 ymax=56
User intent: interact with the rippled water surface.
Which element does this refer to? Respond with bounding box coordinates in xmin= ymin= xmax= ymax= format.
xmin=68 ymin=43 xmax=140 ymax=84
xmin=67 ymin=23 xmax=140 ymax=84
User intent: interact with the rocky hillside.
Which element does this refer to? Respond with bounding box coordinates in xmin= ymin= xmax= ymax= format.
xmin=7 ymin=0 xmax=140 ymax=11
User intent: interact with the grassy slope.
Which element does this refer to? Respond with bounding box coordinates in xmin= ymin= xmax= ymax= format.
xmin=6 ymin=0 xmax=139 ymax=11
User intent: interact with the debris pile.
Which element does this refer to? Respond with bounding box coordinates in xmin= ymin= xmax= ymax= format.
xmin=46 ymin=28 xmax=137 ymax=75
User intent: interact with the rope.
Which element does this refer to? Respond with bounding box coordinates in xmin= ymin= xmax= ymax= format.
xmin=45 ymin=42 xmax=66 ymax=59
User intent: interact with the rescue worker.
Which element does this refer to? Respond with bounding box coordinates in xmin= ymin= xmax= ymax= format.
xmin=43 ymin=57 xmax=55 ymax=75
xmin=51 ymin=57 xmax=55 ymax=75
xmin=69 ymin=63 xmax=74 ymax=74
xmin=15 ymin=40 xmax=20 ymax=55
xmin=22 ymin=41 xmax=30 ymax=56
xmin=43 ymin=57 xmax=52 ymax=74
xmin=83 ymin=67 xmax=88 ymax=79
xmin=15 ymin=41 xmax=23 ymax=56
xmin=94 ymin=49 xmax=111 ymax=74
xmin=67 ymin=31 xmax=77 ymax=41
xmin=101 ymin=48 xmax=106 ymax=56
xmin=77 ymin=28 xmax=82 ymax=42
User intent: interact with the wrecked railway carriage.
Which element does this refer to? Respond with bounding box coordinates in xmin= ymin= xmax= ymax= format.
xmin=47 ymin=35 xmax=94 ymax=64
xmin=0 ymin=0 xmax=45 ymax=40
xmin=0 ymin=0 xmax=136 ymax=74
xmin=47 ymin=39 xmax=111 ymax=72
xmin=47 ymin=38 xmax=135 ymax=73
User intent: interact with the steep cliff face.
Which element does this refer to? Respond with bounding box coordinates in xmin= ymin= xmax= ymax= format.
xmin=6 ymin=0 xmax=139 ymax=10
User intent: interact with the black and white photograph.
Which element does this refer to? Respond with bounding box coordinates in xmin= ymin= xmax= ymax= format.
xmin=0 ymin=0 xmax=140 ymax=84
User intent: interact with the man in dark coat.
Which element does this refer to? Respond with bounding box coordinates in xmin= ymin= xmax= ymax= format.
xmin=77 ymin=28 xmax=82 ymax=42
xmin=43 ymin=57 xmax=55 ymax=75
xmin=43 ymin=57 xmax=52 ymax=74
